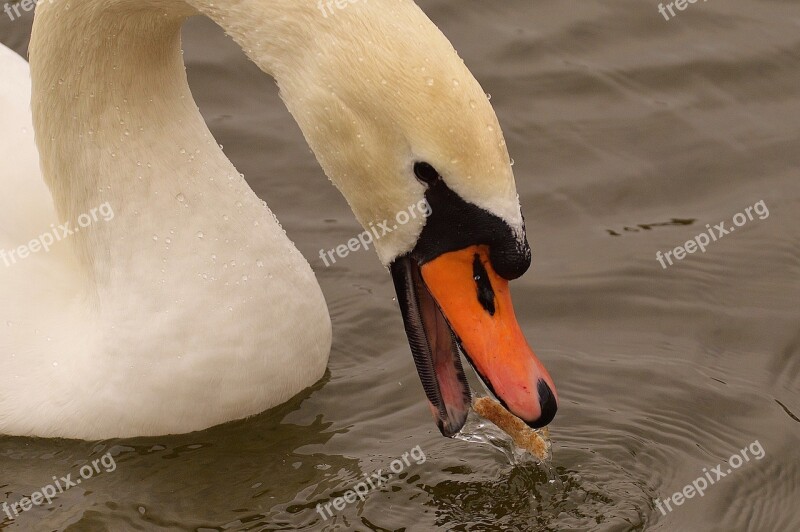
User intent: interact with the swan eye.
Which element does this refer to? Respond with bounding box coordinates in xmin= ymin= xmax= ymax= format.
xmin=414 ymin=162 xmax=440 ymax=185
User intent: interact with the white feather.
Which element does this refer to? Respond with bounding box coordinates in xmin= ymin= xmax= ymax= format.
xmin=0 ymin=0 xmax=523 ymax=439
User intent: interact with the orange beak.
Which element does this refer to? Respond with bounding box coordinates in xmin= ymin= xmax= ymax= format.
xmin=420 ymin=245 xmax=558 ymax=427
xmin=391 ymin=241 xmax=558 ymax=436
xmin=388 ymin=170 xmax=556 ymax=435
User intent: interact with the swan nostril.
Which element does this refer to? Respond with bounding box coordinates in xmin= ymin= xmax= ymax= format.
xmin=472 ymin=253 xmax=496 ymax=316
xmin=526 ymin=379 xmax=558 ymax=429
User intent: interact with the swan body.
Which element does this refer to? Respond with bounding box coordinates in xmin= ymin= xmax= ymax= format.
xmin=0 ymin=0 xmax=553 ymax=440
xmin=0 ymin=36 xmax=331 ymax=438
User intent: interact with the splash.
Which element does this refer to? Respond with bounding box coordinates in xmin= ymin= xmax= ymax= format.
xmin=455 ymin=395 xmax=553 ymax=467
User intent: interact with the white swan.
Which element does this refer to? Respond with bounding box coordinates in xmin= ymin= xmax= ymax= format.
xmin=0 ymin=0 xmax=557 ymax=439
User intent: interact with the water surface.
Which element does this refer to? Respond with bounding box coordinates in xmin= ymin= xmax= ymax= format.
xmin=1 ymin=1 xmax=799 ymax=530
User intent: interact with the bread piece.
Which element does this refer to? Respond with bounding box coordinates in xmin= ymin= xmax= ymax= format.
xmin=472 ymin=396 xmax=549 ymax=460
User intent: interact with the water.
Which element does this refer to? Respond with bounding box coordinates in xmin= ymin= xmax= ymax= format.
xmin=1 ymin=1 xmax=799 ymax=530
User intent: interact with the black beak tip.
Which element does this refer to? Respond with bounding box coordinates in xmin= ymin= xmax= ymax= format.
xmin=526 ymin=379 xmax=558 ymax=429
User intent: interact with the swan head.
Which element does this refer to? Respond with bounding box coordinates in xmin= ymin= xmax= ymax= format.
xmin=268 ymin=1 xmax=558 ymax=435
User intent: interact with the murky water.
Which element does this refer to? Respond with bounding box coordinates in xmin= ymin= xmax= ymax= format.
xmin=2 ymin=1 xmax=799 ymax=530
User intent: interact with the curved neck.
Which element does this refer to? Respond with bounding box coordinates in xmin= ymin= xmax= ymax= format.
xmin=28 ymin=0 xmax=498 ymax=277
xmin=28 ymin=0 xmax=322 ymax=281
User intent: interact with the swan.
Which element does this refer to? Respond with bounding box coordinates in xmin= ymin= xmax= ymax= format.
xmin=0 ymin=0 xmax=558 ymax=439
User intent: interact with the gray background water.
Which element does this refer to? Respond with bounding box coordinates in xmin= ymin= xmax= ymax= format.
xmin=1 ymin=0 xmax=799 ymax=530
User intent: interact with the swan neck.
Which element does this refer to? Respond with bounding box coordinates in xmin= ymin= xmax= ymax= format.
xmin=28 ymin=0 xmax=313 ymax=278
